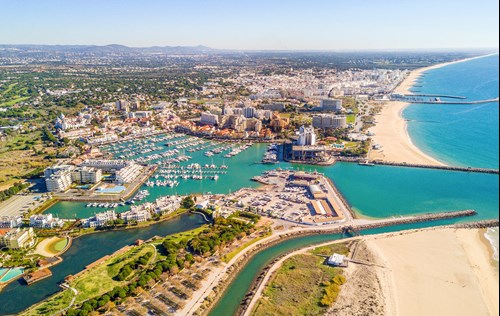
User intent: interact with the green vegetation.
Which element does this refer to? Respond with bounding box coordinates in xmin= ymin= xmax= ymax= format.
xmin=0 ymin=182 xmax=30 ymax=202
xmin=252 ymin=242 xmax=349 ymax=316
xmin=188 ymin=217 xmax=255 ymax=256
xmin=181 ymin=195 xmax=195 ymax=209
xmin=222 ymin=232 xmax=270 ymax=263
xmin=346 ymin=114 xmax=356 ymax=124
xmin=45 ymin=237 xmax=68 ymax=254
xmin=27 ymin=219 xmax=257 ymax=316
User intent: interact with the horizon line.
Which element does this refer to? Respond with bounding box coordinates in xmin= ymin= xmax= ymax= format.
xmin=0 ymin=43 xmax=498 ymax=53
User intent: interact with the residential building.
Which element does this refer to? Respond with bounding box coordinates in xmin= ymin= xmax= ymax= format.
xmin=296 ymin=125 xmax=317 ymax=146
xmin=243 ymin=107 xmax=256 ymax=118
xmin=312 ymin=114 xmax=347 ymax=129
xmin=30 ymin=214 xmax=64 ymax=229
xmin=261 ymin=103 xmax=285 ymax=111
xmin=200 ymin=112 xmax=219 ymax=125
xmin=71 ymin=166 xmax=102 ymax=184
xmin=83 ymin=210 xmax=117 ymax=228
xmin=319 ymin=99 xmax=343 ymax=112
xmin=44 ymin=165 xmax=74 ymax=192
xmin=55 ymin=113 xmax=92 ymax=131
xmin=121 ymin=209 xmax=151 ymax=223
xmin=0 ymin=216 xmax=23 ymax=228
xmin=128 ymin=111 xmax=152 ymax=119
xmin=0 ymin=227 xmax=35 ymax=249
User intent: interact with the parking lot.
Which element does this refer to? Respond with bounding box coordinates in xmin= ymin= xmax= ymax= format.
xmin=0 ymin=194 xmax=49 ymax=217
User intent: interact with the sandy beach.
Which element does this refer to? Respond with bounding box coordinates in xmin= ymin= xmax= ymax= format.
xmin=368 ymin=54 xmax=496 ymax=166
xmin=369 ymin=228 xmax=499 ymax=316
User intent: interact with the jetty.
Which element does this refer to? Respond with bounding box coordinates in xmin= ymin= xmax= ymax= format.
xmin=405 ymin=94 xmax=467 ymax=99
xmin=335 ymin=157 xmax=499 ymax=174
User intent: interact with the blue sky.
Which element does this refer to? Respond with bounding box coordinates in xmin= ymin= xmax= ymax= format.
xmin=1 ymin=0 xmax=498 ymax=50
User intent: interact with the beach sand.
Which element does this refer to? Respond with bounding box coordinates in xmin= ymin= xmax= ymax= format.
xmin=368 ymin=55 xmax=495 ymax=166
xmin=368 ymin=228 xmax=499 ymax=316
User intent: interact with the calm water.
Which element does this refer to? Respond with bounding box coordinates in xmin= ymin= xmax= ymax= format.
xmin=0 ymin=214 xmax=205 ymax=315
xmin=405 ymin=54 xmax=499 ymax=169
xmin=208 ymin=218 xmax=465 ymax=316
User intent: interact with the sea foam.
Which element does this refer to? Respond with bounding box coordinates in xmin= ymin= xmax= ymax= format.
xmin=484 ymin=227 xmax=499 ymax=263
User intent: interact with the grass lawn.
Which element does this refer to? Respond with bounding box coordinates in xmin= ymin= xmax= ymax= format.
xmin=346 ymin=114 xmax=356 ymax=124
xmin=343 ymin=141 xmax=358 ymax=149
xmin=157 ymin=225 xmax=208 ymax=246
xmin=0 ymin=96 xmax=30 ymax=107
xmin=21 ymin=289 xmax=74 ymax=316
xmin=45 ymin=237 xmax=68 ymax=254
xmin=71 ymin=245 xmax=153 ymax=304
xmin=252 ymin=242 xmax=349 ymax=316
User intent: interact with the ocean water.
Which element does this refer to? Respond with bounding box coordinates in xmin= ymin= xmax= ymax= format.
xmin=404 ymin=54 xmax=499 ymax=169
xmin=485 ymin=227 xmax=499 ymax=265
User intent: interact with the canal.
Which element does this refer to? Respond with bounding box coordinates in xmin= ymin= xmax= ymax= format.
xmin=0 ymin=213 xmax=205 ymax=315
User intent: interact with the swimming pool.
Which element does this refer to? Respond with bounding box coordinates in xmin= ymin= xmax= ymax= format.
xmin=0 ymin=268 xmax=24 ymax=283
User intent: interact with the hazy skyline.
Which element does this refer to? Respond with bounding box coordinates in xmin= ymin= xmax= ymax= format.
xmin=1 ymin=0 xmax=499 ymax=50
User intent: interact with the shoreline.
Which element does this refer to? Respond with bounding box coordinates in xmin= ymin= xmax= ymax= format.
xmin=245 ymin=225 xmax=500 ymax=316
xmin=369 ymin=53 xmax=496 ymax=166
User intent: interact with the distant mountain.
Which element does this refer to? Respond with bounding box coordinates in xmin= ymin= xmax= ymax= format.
xmin=0 ymin=44 xmax=218 ymax=55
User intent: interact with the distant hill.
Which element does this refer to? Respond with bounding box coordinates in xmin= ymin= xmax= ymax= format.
xmin=0 ymin=44 xmax=217 ymax=55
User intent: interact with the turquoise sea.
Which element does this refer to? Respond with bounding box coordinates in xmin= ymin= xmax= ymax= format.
xmin=405 ymin=54 xmax=499 ymax=169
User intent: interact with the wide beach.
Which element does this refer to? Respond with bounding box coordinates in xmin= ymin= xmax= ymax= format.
xmin=368 ymin=228 xmax=499 ymax=316
xmin=368 ymin=55 xmax=495 ymax=166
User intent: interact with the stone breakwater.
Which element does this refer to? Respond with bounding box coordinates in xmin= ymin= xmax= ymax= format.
xmin=202 ymin=209 xmax=480 ymax=315
xmin=335 ymin=157 xmax=499 ymax=174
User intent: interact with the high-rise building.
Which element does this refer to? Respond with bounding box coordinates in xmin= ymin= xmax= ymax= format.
xmin=44 ymin=165 xmax=74 ymax=192
xmin=243 ymin=107 xmax=256 ymax=118
xmin=200 ymin=112 xmax=219 ymax=125
xmin=296 ymin=126 xmax=317 ymax=146
xmin=319 ymin=99 xmax=343 ymax=112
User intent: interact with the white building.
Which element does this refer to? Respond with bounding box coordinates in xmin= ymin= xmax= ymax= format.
xmin=80 ymin=159 xmax=143 ymax=184
xmin=0 ymin=216 xmax=23 ymax=228
xmin=327 ymin=253 xmax=346 ymax=266
xmin=45 ymin=165 xmax=74 ymax=192
xmin=312 ymin=114 xmax=347 ymax=129
xmin=71 ymin=166 xmax=102 ymax=184
xmin=243 ymin=107 xmax=256 ymax=118
xmin=55 ymin=113 xmax=91 ymax=131
xmin=200 ymin=112 xmax=219 ymax=125
xmin=121 ymin=209 xmax=151 ymax=223
xmin=296 ymin=126 xmax=317 ymax=146
xmin=0 ymin=227 xmax=35 ymax=249
xmin=29 ymin=214 xmax=64 ymax=229
xmin=128 ymin=111 xmax=152 ymax=119
xmin=83 ymin=210 xmax=117 ymax=227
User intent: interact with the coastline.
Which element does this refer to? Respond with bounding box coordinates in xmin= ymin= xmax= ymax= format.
xmin=369 ymin=54 xmax=496 ymax=166
xmin=245 ymin=225 xmax=499 ymax=316
xmin=370 ymin=227 xmax=499 ymax=316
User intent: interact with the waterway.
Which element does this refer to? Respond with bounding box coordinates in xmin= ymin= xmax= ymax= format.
xmin=208 ymin=218 xmax=473 ymax=316
xmin=0 ymin=213 xmax=205 ymax=316
xmin=46 ymin=142 xmax=499 ymax=222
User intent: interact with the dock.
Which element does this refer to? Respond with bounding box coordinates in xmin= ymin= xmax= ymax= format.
xmin=23 ymin=269 xmax=52 ymax=285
